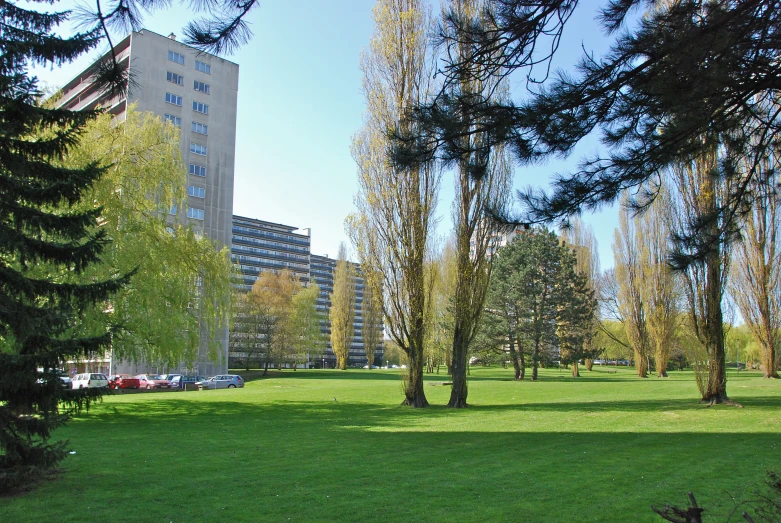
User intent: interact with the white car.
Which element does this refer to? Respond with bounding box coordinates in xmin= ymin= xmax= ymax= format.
xmin=71 ymin=373 xmax=109 ymax=389
xmin=196 ymin=375 xmax=244 ymax=389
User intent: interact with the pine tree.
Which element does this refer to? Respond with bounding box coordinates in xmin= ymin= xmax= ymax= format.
xmin=0 ymin=0 xmax=256 ymax=491
xmin=0 ymin=9 xmax=125 ymax=491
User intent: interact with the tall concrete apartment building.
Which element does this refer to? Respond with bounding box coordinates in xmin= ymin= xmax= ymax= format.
xmin=232 ymin=216 xmax=311 ymax=290
xmin=230 ymin=216 xmax=382 ymax=369
xmin=57 ymin=30 xmax=239 ymax=375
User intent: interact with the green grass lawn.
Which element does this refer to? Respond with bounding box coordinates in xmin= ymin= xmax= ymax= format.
xmin=2 ymin=366 xmax=779 ymax=522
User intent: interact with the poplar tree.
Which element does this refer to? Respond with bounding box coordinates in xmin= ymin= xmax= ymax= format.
xmin=361 ymin=273 xmax=383 ymax=368
xmin=349 ymin=0 xmax=439 ymax=407
xmin=613 ymin=197 xmax=651 ymax=377
xmin=729 ymin=156 xmax=781 ymax=379
xmin=329 ymin=243 xmax=355 ymax=370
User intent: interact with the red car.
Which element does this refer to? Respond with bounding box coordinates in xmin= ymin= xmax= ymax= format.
xmin=135 ymin=374 xmax=171 ymax=390
xmin=109 ymin=374 xmax=140 ymax=390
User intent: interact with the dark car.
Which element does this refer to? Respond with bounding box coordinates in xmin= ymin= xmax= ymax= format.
xmin=169 ymin=375 xmax=206 ymax=389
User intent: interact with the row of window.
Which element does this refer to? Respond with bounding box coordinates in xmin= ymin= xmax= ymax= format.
xmin=168 ymin=50 xmax=211 ymax=75
xmin=165 ymin=92 xmax=182 ymax=106
xmin=167 ymin=72 xmax=211 ymax=95
xmin=164 ymin=93 xmax=210 ymax=115
xmin=167 ymin=71 xmax=184 ymax=85
xmin=164 ymin=117 xmax=209 ymax=140
xmin=190 ymin=143 xmax=207 ymax=156
xmin=189 ymin=163 xmax=207 ymax=177
xmin=164 ymin=113 xmax=181 ymax=127
xmin=188 ymin=185 xmax=205 ymax=198
xmin=169 ymin=205 xmax=204 ymax=220
xmin=231 ymin=225 xmax=310 ymax=246
xmin=232 ymin=244 xmax=309 ymax=262
xmin=194 ymin=80 xmax=210 ymax=94
xmin=234 ymin=254 xmax=308 ymax=270
xmin=231 ymin=234 xmax=310 ymax=254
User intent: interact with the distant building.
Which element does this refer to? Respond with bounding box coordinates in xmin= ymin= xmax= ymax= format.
xmin=229 ymin=216 xmax=383 ymax=368
xmin=57 ymin=29 xmax=239 ymax=376
xmin=232 ymin=216 xmax=311 ymax=289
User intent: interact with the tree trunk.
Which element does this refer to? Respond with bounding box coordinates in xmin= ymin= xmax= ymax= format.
xmin=531 ymin=342 xmax=539 ymax=381
xmin=761 ymin=340 xmax=779 ymax=378
xmin=448 ymin=326 xmax=469 ymax=408
xmin=509 ymin=336 xmax=522 ymax=380
xmin=571 ymin=361 xmax=580 ymax=377
xmin=402 ymin=323 xmax=429 ymax=407
xmin=701 ymin=249 xmax=730 ymax=404
xmin=634 ymin=347 xmax=648 ymax=377
xmin=519 ymin=350 xmax=526 ymax=380
xmin=656 ymin=343 xmax=669 ymax=377
xmin=585 ymin=358 xmax=593 ymax=371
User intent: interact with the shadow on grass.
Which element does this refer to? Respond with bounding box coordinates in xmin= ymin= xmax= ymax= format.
xmin=85 ymin=392 xmax=781 ymax=429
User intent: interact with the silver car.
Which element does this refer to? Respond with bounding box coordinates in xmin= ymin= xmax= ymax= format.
xmin=196 ymin=375 xmax=244 ymax=389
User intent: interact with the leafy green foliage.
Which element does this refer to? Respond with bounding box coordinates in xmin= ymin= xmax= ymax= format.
xmin=482 ymin=228 xmax=597 ymax=379
xmin=66 ymin=108 xmax=231 ymax=368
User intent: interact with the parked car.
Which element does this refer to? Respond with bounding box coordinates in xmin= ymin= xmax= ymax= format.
xmin=109 ymin=374 xmax=140 ymax=390
xmin=135 ymin=374 xmax=172 ymax=390
xmin=170 ymin=375 xmax=206 ymax=389
xmin=196 ymin=375 xmax=244 ymax=390
xmin=593 ymin=359 xmax=606 ymax=365
xmin=72 ymin=373 xmax=109 ymax=389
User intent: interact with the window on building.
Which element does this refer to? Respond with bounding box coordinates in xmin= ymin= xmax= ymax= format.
xmin=169 ymin=205 xmax=177 ymax=215
xmin=166 ymin=71 xmax=184 ymax=85
xmin=165 ymin=92 xmax=182 ymax=106
xmin=193 ymin=81 xmax=210 ymax=94
xmin=188 ymin=185 xmax=206 ymax=198
xmin=189 ymin=163 xmax=207 ymax=177
xmin=187 ymin=207 xmax=204 ymax=220
xmin=195 ymin=60 xmax=211 ymax=74
xmin=168 ymin=50 xmax=185 ymax=65
xmin=192 ymin=101 xmax=209 ymax=114
xmin=164 ymin=114 xmax=181 ymax=127
xmin=190 ymin=143 xmax=207 ymax=156
xmin=191 ymin=121 xmax=208 ymax=135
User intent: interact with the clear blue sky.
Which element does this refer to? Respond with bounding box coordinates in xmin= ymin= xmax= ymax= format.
xmin=33 ymin=0 xmax=620 ymax=269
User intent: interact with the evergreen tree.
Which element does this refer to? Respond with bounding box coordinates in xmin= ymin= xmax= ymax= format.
xmin=0 ymin=0 xmax=256 ymax=491
xmin=395 ymin=0 xmax=780 ymax=263
xmin=556 ymin=249 xmax=599 ymax=377
xmin=0 ymin=11 xmax=124 ymax=491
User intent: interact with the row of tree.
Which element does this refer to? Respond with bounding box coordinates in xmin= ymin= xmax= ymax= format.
xmin=349 ymin=0 xmax=780 ymax=408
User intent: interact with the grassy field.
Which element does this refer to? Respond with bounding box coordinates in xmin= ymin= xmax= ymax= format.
xmin=2 ymin=366 xmax=779 ymax=522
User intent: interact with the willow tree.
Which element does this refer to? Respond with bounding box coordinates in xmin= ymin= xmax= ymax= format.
xmin=637 ymin=188 xmax=679 ymax=377
xmin=348 ymin=0 xmax=439 ymax=407
xmin=729 ymin=156 xmax=781 ymax=379
xmin=669 ymin=148 xmax=735 ymax=404
xmin=613 ymin=198 xmax=650 ymax=377
xmin=71 ymin=109 xmax=231 ymax=368
xmin=330 ymin=244 xmax=356 ymax=370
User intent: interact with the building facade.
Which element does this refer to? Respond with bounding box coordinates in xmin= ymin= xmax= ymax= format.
xmin=57 ymin=30 xmax=239 ymax=375
xmin=230 ymin=216 xmax=383 ymax=369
